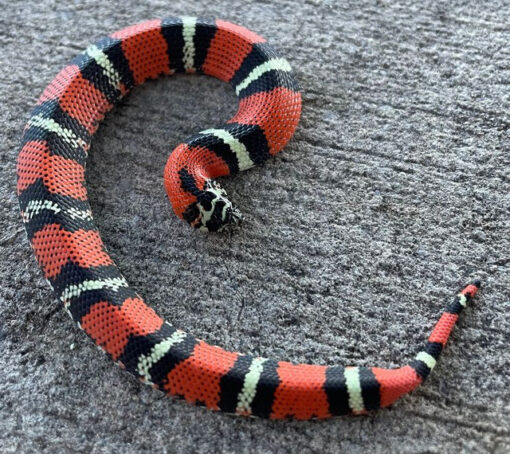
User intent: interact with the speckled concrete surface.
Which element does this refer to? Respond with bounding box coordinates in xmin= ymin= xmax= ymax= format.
xmin=1 ymin=0 xmax=509 ymax=452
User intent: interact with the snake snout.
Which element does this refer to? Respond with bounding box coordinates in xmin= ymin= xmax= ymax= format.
xmin=223 ymin=204 xmax=243 ymax=232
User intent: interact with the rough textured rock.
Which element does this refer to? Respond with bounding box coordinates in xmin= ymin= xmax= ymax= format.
xmin=1 ymin=1 xmax=509 ymax=452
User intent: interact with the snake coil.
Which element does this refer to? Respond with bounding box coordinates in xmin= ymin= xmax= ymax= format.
xmin=17 ymin=18 xmax=480 ymax=419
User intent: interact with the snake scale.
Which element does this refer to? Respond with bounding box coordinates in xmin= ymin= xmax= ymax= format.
xmin=16 ymin=18 xmax=480 ymax=420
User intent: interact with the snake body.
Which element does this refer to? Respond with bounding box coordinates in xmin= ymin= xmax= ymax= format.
xmin=17 ymin=18 xmax=480 ymax=420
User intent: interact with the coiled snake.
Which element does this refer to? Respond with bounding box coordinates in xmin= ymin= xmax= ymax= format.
xmin=17 ymin=18 xmax=480 ymax=419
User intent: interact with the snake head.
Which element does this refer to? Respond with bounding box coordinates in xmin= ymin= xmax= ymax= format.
xmin=193 ymin=180 xmax=242 ymax=232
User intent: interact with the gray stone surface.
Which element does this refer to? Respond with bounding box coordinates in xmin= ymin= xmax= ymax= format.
xmin=1 ymin=0 xmax=509 ymax=452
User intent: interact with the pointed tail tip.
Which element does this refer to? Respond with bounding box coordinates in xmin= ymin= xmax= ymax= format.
xmin=461 ymin=280 xmax=482 ymax=298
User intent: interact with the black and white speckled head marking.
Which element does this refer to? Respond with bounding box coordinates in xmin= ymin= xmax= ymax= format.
xmin=195 ymin=180 xmax=242 ymax=232
xmin=179 ymin=167 xmax=242 ymax=232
